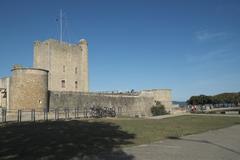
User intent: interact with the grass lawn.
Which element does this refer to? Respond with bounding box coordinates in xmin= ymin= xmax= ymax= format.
xmin=95 ymin=115 xmax=240 ymax=146
xmin=0 ymin=115 xmax=240 ymax=159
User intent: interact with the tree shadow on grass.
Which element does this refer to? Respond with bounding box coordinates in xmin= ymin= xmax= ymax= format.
xmin=0 ymin=120 xmax=135 ymax=160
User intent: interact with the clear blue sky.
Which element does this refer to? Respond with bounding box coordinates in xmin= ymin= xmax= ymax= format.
xmin=0 ymin=0 xmax=240 ymax=101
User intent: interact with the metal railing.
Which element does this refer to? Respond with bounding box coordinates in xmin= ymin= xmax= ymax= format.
xmin=0 ymin=107 xmax=145 ymax=123
xmin=0 ymin=107 xmax=89 ymax=123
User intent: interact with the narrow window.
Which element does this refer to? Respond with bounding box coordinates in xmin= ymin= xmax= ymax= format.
xmin=75 ymin=67 xmax=77 ymax=74
xmin=61 ymin=80 xmax=65 ymax=88
xmin=63 ymin=65 xmax=65 ymax=72
xmin=75 ymin=81 xmax=78 ymax=89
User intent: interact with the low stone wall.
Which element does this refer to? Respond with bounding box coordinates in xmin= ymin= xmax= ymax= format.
xmin=49 ymin=91 xmax=154 ymax=117
xmin=139 ymin=89 xmax=173 ymax=112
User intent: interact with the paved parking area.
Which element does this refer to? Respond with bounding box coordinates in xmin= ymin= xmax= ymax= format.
xmin=124 ymin=125 xmax=240 ymax=160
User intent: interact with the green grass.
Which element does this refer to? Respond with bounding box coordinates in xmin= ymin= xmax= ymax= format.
xmin=94 ymin=115 xmax=240 ymax=146
xmin=1 ymin=115 xmax=240 ymax=159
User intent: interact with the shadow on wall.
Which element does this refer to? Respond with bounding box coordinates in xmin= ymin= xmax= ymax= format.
xmin=0 ymin=120 xmax=135 ymax=160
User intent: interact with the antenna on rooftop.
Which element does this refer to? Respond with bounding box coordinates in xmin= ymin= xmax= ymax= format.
xmin=60 ymin=9 xmax=63 ymax=43
xmin=56 ymin=9 xmax=71 ymax=43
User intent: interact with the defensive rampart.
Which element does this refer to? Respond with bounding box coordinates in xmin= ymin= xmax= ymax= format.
xmin=49 ymin=91 xmax=154 ymax=116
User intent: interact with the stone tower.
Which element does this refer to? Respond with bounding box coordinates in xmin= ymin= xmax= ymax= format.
xmin=33 ymin=39 xmax=89 ymax=92
xmin=9 ymin=66 xmax=49 ymax=110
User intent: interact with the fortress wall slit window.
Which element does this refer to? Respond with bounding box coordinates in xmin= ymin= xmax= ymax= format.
xmin=75 ymin=67 xmax=77 ymax=74
xmin=61 ymin=80 xmax=65 ymax=88
xmin=75 ymin=81 xmax=78 ymax=89
xmin=63 ymin=65 xmax=65 ymax=72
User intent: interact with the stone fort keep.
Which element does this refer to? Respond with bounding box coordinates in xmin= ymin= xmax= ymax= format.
xmin=0 ymin=39 xmax=172 ymax=116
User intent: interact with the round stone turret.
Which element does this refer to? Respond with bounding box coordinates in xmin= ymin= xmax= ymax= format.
xmin=9 ymin=67 xmax=49 ymax=110
xmin=79 ymin=39 xmax=88 ymax=45
xmin=78 ymin=38 xmax=89 ymax=92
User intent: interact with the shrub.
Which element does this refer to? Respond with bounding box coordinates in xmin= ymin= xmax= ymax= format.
xmin=151 ymin=101 xmax=167 ymax=116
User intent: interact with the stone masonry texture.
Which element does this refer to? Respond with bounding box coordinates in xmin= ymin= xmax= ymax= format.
xmin=9 ymin=68 xmax=48 ymax=110
xmin=33 ymin=39 xmax=88 ymax=92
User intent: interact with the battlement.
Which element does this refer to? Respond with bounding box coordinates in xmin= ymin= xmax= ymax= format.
xmin=34 ymin=39 xmax=88 ymax=47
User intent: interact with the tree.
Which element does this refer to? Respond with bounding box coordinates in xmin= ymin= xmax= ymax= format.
xmin=151 ymin=101 xmax=167 ymax=116
xmin=187 ymin=92 xmax=240 ymax=106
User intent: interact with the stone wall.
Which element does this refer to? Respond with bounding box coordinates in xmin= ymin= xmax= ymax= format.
xmin=49 ymin=91 xmax=154 ymax=116
xmin=139 ymin=89 xmax=172 ymax=112
xmin=0 ymin=77 xmax=10 ymax=109
xmin=9 ymin=67 xmax=48 ymax=110
xmin=33 ymin=39 xmax=88 ymax=92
